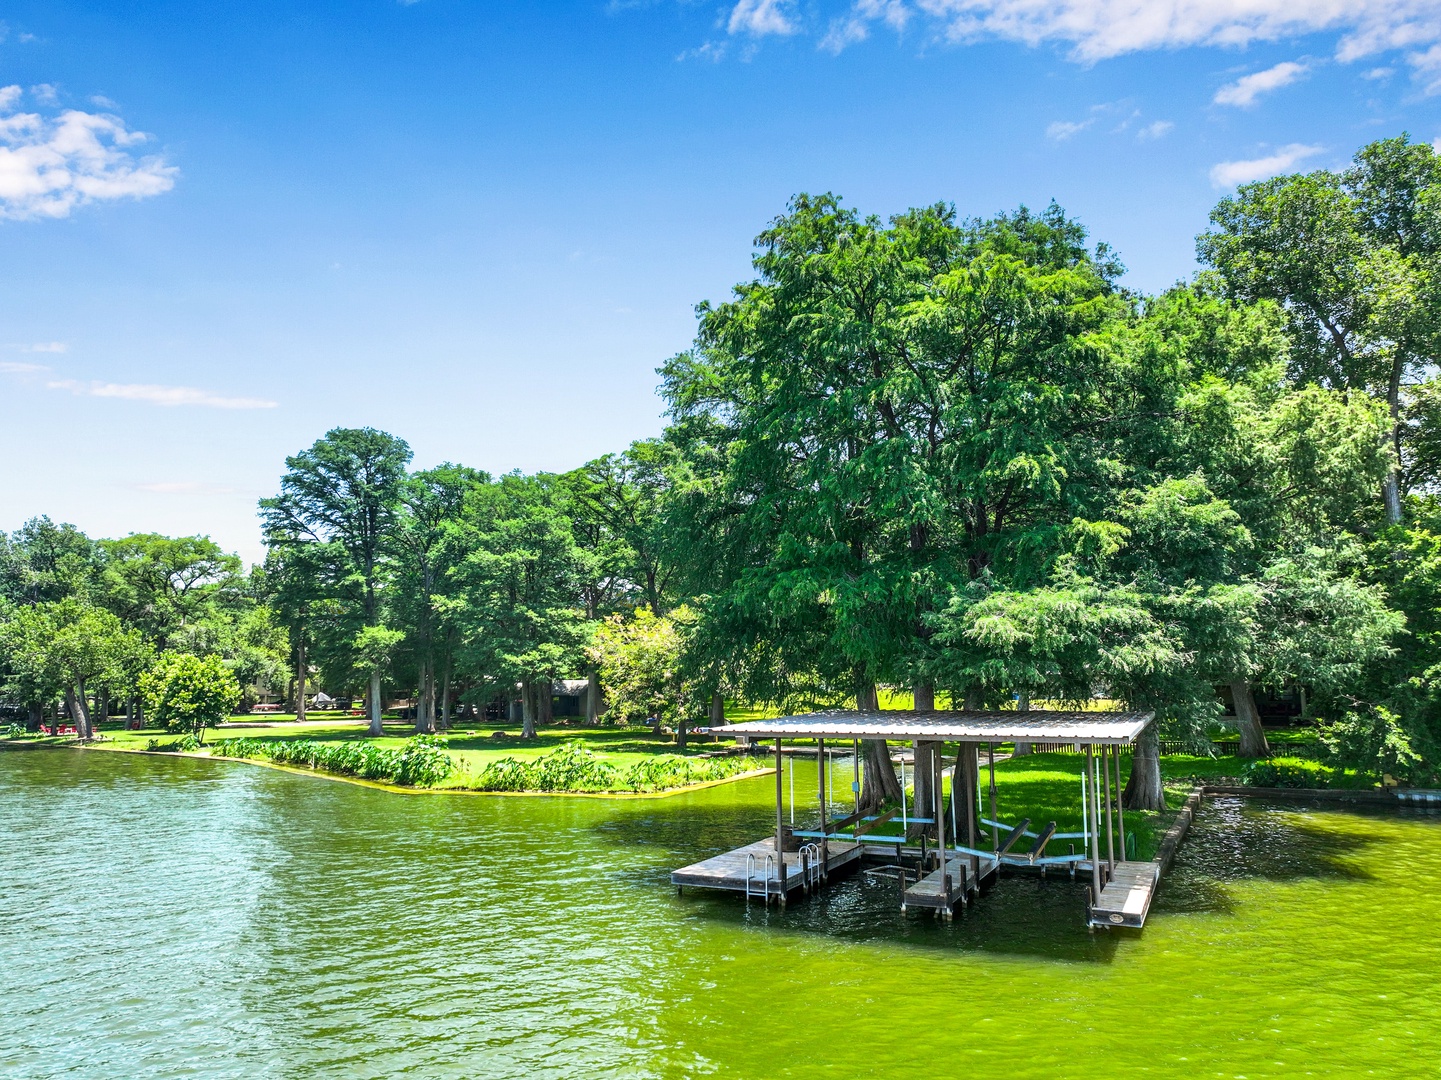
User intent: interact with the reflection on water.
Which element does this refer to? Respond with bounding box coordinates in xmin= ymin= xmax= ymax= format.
xmin=3 ymin=748 xmax=1440 ymax=1079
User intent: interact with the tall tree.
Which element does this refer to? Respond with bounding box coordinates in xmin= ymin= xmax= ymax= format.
xmin=99 ymin=534 xmax=242 ymax=651
xmin=261 ymin=428 xmax=412 ymax=736
xmin=663 ymin=195 xmax=1132 ymax=810
xmin=391 ymin=464 xmax=486 ymax=732
xmin=1199 ymin=135 xmax=1441 ymax=523
xmin=454 ymin=474 xmax=587 ymax=739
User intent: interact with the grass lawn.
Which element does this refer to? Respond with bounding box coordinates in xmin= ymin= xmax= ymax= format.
xmin=7 ymin=711 xmax=1369 ymax=804
xmin=56 ymin=715 xmax=753 ymax=792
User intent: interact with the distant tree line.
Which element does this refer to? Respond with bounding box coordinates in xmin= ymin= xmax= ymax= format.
xmin=3 ymin=133 xmax=1439 ymax=811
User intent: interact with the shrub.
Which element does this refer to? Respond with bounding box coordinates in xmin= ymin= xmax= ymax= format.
xmin=472 ymin=742 xmax=619 ymax=792
xmin=622 ymin=754 xmax=752 ymax=792
xmin=140 ymin=653 xmax=241 ymax=738
xmin=470 ymin=743 xmax=753 ymax=793
xmin=2 ymin=722 xmax=24 ymax=739
xmin=1242 ymin=758 xmax=1340 ymax=789
xmin=210 ymin=735 xmax=454 ymax=787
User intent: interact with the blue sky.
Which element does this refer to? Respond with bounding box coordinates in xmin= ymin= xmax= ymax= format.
xmin=2 ymin=0 xmax=1438 ymax=564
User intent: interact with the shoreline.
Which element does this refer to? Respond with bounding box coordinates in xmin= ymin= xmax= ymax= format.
xmin=0 ymin=736 xmax=774 ymax=799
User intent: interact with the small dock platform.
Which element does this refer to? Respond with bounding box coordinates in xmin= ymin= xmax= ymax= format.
xmin=1088 ymin=861 xmax=1159 ymax=928
xmin=901 ymin=853 xmax=993 ymax=915
xmin=671 ymin=838 xmax=862 ymax=901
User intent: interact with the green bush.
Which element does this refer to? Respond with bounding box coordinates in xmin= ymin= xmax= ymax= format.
xmin=140 ymin=653 xmax=241 ymax=737
xmin=622 ymin=754 xmax=752 ymax=792
xmin=2 ymin=722 xmax=24 ymax=739
xmin=1242 ymin=758 xmax=1340 ymax=789
xmin=471 ymin=742 xmax=754 ymax=793
xmin=210 ymin=735 xmax=454 ymax=787
xmin=474 ymin=742 xmax=620 ymax=792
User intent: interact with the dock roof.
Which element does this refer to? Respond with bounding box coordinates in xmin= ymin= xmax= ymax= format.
xmin=705 ymin=709 xmax=1154 ymax=745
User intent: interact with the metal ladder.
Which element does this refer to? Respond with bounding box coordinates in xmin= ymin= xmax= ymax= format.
xmin=799 ymin=843 xmax=822 ymax=893
xmin=745 ymin=852 xmax=776 ymax=905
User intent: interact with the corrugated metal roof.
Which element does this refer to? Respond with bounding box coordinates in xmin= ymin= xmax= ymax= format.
xmin=704 ymin=709 xmax=1153 ymax=744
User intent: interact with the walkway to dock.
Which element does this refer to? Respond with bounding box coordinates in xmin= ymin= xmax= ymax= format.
xmin=671 ymin=838 xmax=862 ymax=902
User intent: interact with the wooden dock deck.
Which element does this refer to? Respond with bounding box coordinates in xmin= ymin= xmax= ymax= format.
xmin=1088 ymin=861 xmax=1159 ymax=928
xmin=671 ymin=838 xmax=862 ymax=900
xmin=901 ymin=852 xmax=998 ymax=915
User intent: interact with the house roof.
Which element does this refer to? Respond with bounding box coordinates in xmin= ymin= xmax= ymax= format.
xmin=704 ymin=709 xmax=1154 ymax=745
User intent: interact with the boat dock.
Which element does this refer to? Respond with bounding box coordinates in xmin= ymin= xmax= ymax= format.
xmin=672 ymin=838 xmax=862 ymax=900
xmin=671 ymin=709 xmax=1165 ymax=930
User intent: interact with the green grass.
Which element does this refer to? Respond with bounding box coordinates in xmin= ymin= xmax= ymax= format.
xmin=55 ymin=715 xmax=755 ymax=793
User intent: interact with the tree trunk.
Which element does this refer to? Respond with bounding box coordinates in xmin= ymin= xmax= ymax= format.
xmin=856 ymin=682 xmax=902 ymax=812
xmin=1231 ymin=680 xmax=1269 ymax=758
xmin=1013 ymin=691 xmax=1032 ymax=756
xmin=911 ymin=684 xmax=936 ymax=826
xmin=709 ymin=692 xmax=725 ymax=729
xmin=295 ymin=638 xmax=307 ymax=723
xmin=912 ymin=741 xmax=935 ymax=833
xmin=677 ymin=711 xmax=687 ymax=749
xmin=538 ymin=682 xmax=553 ymax=725
xmin=1385 ymin=356 xmax=1403 ymax=525
xmin=586 ymin=669 xmax=601 ymax=724
xmin=948 ymin=742 xmax=979 ymax=850
xmin=521 ymin=680 xmax=537 ymax=739
xmin=67 ymin=684 xmax=92 ymax=740
xmin=1122 ymin=721 xmax=1165 ymax=811
xmin=439 ymin=655 xmax=452 ymax=730
xmin=414 ymin=657 xmax=435 ymax=734
xmin=27 ymin=701 xmax=43 ymax=732
xmin=367 ymin=670 xmax=384 ymax=737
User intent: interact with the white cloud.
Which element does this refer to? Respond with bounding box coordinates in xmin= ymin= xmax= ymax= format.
xmin=678 ymin=40 xmax=729 ymax=61
xmin=1209 ymin=143 xmax=1323 ymax=187
xmin=728 ymin=0 xmax=796 ymax=37
xmin=0 ymin=85 xmax=177 ymax=220
xmin=747 ymin=1 xmax=1441 ymax=83
xmin=31 ymin=84 xmax=58 ymax=104
xmin=1214 ymin=60 xmax=1309 ymax=106
xmin=0 ymin=360 xmax=47 ymax=374
xmin=46 ymin=379 xmax=278 ymax=410
xmin=1046 ymin=118 xmax=1094 ymax=140
xmin=6 ymin=340 xmax=66 ymax=353
xmin=1138 ymin=119 xmax=1174 ymax=139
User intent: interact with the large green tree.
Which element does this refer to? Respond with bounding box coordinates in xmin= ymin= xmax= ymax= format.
xmin=1199 ymin=135 xmax=1441 ymax=523
xmin=1 ymin=599 xmax=149 ymax=739
xmin=454 ymin=474 xmax=587 ymax=739
xmin=261 ymin=427 xmax=412 ymax=735
xmin=663 ymin=196 xmax=1134 ymax=810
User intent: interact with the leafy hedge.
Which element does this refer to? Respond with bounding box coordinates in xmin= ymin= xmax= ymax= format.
xmin=470 ymin=741 xmax=754 ymax=793
xmin=213 ymin=734 xmax=454 ymax=787
xmin=1242 ymin=758 xmax=1344 ymax=789
xmin=210 ymin=736 xmax=754 ymax=793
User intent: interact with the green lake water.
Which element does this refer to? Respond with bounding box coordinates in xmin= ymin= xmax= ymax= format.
xmin=3 ymin=746 xmax=1439 ymax=1078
